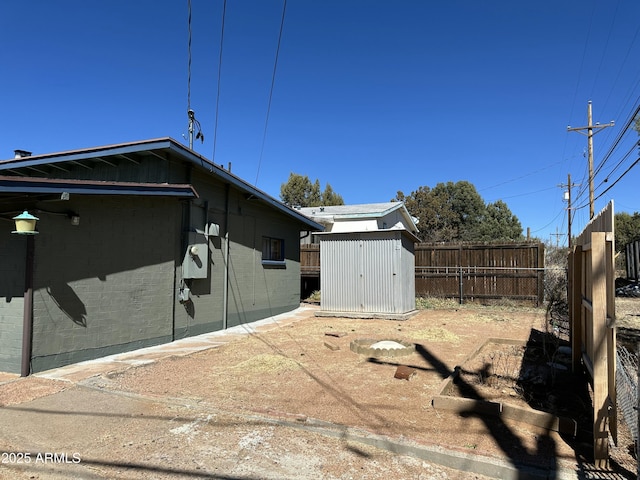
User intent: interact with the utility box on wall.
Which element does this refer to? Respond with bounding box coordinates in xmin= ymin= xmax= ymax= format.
xmin=183 ymin=231 xmax=209 ymax=279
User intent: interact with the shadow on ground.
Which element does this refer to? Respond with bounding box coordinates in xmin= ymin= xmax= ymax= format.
xmin=375 ymin=328 xmax=635 ymax=479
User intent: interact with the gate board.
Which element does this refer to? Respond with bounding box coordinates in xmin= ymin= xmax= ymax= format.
xmin=569 ymin=201 xmax=616 ymax=468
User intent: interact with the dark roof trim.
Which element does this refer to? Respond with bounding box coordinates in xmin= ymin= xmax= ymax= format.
xmin=0 ymin=175 xmax=198 ymax=198
xmin=0 ymin=138 xmax=175 ymax=168
xmin=0 ymin=137 xmax=323 ymax=231
xmin=161 ymin=140 xmax=323 ymax=230
xmin=313 ymin=228 xmax=421 ymax=243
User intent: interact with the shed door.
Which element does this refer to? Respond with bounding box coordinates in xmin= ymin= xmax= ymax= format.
xmin=359 ymin=238 xmax=396 ymax=313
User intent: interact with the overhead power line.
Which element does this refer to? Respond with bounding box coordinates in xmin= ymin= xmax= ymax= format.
xmin=254 ymin=0 xmax=288 ymax=187
xmin=593 ymin=99 xmax=640 ymax=177
xmin=571 ymin=100 xmax=640 ymax=209
xmin=567 ymin=101 xmax=615 ymax=218
xmin=212 ymin=0 xmax=227 ymax=164
xmin=584 ymin=157 xmax=640 ymax=210
xmin=186 ymin=0 xmax=204 ymax=150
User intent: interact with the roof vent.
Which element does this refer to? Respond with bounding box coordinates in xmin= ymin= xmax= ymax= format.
xmin=14 ymin=149 xmax=32 ymax=158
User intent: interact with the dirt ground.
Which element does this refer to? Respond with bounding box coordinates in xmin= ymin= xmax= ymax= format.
xmin=0 ymin=301 xmax=637 ymax=479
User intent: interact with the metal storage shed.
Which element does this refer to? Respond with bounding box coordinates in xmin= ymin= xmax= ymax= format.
xmin=315 ymin=229 xmax=418 ymax=319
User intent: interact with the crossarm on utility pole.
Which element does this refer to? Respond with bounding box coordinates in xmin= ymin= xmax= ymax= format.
xmin=567 ymin=101 xmax=615 ymax=219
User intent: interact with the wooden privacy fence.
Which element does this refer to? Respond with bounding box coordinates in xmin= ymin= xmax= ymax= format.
xmin=569 ymin=201 xmax=616 ymax=468
xmin=301 ymin=242 xmax=545 ymax=305
xmin=300 ymin=243 xmax=320 ymax=277
xmin=625 ymin=238 xmax=640 ymax=280
xmin=415 ymin=243 xmax=545 ymax=305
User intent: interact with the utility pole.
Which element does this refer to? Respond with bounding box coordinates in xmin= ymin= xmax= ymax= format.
xmin=188 ymin=109 xmax=195 ymax=149
xmin=560 ymin=173 xmax=579 ymax=248
xmin=567 ymin=101 xmax=614 ymax=219
xmin=551 ymin=227 xmax=564 ymax=248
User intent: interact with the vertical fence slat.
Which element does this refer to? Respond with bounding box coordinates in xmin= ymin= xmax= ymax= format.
xmin=307 ymin=242 xmax=546 ymax=304
xmin=591 ymin=232 xmax=609 ymax=467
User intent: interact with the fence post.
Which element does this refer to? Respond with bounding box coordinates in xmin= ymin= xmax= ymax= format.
xmin=458 ymin=244 xmax=463 ymax=304
xmin=570 ymin=245 xmax=583 ymax=373
xmin=592 ymin=231 xmax=610 ymax=468
xmin=537 ymin=243 xmax=545 ymax=306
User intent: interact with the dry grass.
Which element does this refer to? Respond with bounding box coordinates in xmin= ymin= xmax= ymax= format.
xmin=411 ymin=327 xmax=460 ymax=343
xmin=230 ymin=353 xmax=304 ymax=374
xmin=416 ymin=296 xmax=543 ymax=314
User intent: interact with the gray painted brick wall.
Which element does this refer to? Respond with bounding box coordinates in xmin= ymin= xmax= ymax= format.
xmin=176 ymin=178 xmax=304 ymax=332
xmin=0 ymin=223 xmax=26 ymax=373
xmin=30 ymin=196 xmax=179 ymax=372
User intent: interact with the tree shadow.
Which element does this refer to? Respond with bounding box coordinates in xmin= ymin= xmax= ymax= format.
xmin=46 ymin=283 xmax=87 ymax=327
xmin=429 ymin=338 xmax=560 ymax=478
xmin=421 ymin=329 xmax=636 ymax=479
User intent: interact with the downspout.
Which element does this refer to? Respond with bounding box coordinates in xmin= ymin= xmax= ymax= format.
xmin=21 ymin=235 xmax=34 ymax=377
xmin=222 ymin=183 xmax=230 ymax=329
xmin=174 ymin=166 xmax=193 ymax=340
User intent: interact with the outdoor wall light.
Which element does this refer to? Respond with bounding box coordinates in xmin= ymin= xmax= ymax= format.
xmin=70 ymin=215 xmax=80 ymax=226
xmin=12 ymin=211 xmax=39 ymax=235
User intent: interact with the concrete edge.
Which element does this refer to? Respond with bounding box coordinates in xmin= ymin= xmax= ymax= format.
xmin=314 ymin=309 xmax=419 ymax=321
xmin=33 ymin=304 xmax=318 ymax=382
xmin=432 ymin=337 xmax=579 ymax=437
xmin=243 ymin=411 xmax=581 ymax=480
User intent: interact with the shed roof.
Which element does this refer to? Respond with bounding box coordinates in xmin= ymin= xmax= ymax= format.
xmin=0 ymin=138 xmax=323 ymax=231
xmin=297 ymin=202 xmax=418 ymax=234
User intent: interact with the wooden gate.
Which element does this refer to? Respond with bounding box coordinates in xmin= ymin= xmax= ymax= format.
xmin=569 ymin=201 xmax=616 ymax=468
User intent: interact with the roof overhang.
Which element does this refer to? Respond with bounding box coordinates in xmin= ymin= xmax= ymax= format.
xmin=299 ymin=202 xmax=418 ymax=234
xmin=0 ymin=138 xmax=324 ymax=232
xmin=0 ymin=175 xmax=199 ymax=198
xmin=313 ymin=228 xmax=421 ymax=243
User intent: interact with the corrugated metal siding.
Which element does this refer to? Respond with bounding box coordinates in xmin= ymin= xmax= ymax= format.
xmin=321 ymin=236 xmax=356 ymax=312
xmin=360 ymin=236 xmax=396 ymax=312
xmin=400 ymin=234 xmax=416 ymax=312
xmin=320 ymin=231 xmax=415 ymax=314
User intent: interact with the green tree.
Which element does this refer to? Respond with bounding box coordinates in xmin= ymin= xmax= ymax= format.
xmin=478 ymin=200 xmax=524 ymax=242
xmin=394 ymin=181 xmax=523 ymax=243
xmin=280 ymin=173 xmax=344 ymax=207
xmin=615 ymin=211 xmax=640 ymax=252
xmin=432 ymin=181 xmax=486 ymax=241
xmin=321 ymin=183 xmax=344 ymax=206
xmin=394 ymin=186 xmax=453 ymax=242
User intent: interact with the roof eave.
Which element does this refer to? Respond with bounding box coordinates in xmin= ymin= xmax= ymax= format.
xmin=0 ymin=138 xmax=323 ymax=231
xmin=0 ymin=176 xmax=199 ymax=198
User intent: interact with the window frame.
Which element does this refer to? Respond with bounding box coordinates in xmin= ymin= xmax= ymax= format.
xmin=261 ymin=236 xmax=286 ymax=266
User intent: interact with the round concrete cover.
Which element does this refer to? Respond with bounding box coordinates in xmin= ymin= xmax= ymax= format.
xmin=370 ymin=340 xmax=407 ymax=350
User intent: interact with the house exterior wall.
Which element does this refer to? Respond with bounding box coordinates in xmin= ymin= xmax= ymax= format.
xmin=30 ymin=196 xmax=179 ymax=372
xmin=178 ymin=171 xmax=303 ymax=333
xmin=0 ymin=144 xmax=312 ymax=373
xmin=0 ymin=223 xmax=27 ymax=373
xmin=320 ymin=231 xmax=415 ymax=314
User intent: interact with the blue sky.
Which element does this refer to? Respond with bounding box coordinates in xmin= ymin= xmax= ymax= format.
xmin=2 ymin=1 xmax=640 ymax=245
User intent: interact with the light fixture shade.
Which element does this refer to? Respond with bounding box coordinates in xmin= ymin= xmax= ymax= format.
xmin=12 ymin=211 xmax=39 ymax=234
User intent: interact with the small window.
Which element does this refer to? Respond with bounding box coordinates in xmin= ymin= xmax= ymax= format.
xmin=262 ymin=236 xmax=285 ymax=263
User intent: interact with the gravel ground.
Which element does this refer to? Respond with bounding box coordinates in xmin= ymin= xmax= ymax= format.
xmin=0 ymin=301 xmax=637 ymax=479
